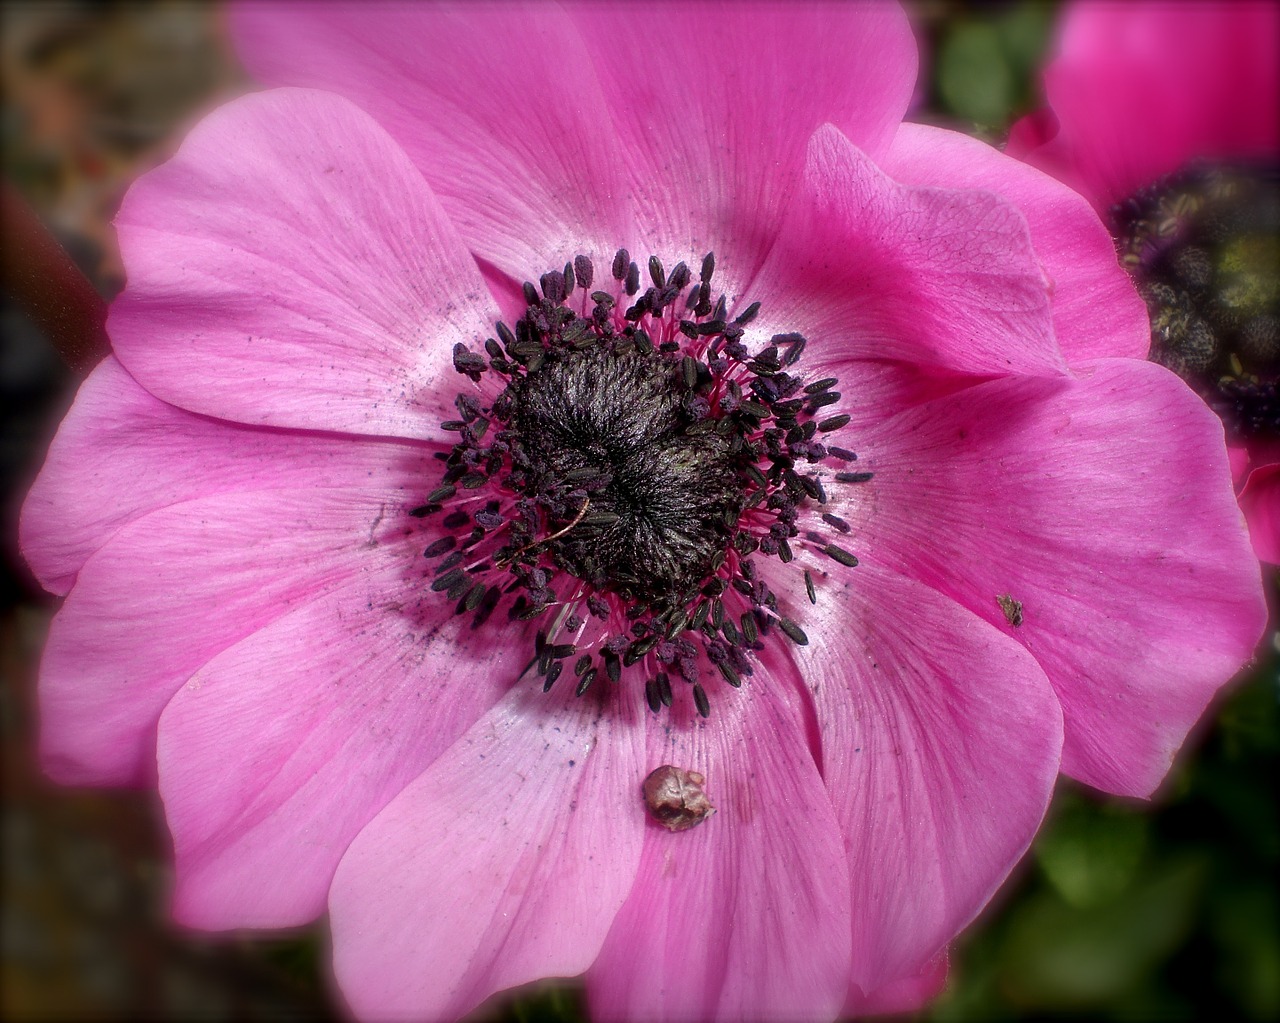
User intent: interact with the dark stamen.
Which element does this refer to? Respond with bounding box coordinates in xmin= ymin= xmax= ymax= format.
xmin=821 ymin=544 xmax=859 ymax=567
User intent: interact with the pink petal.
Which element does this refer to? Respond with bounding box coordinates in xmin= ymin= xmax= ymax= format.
xmin=566 ymin=1 xmax=918 ymax=296
xmin=328 ymin=684 xmax=647 ymax=1021
xmin=1228 ymin=443 xmax=1253 ymax=487
xmin=20 ymin=357 xmax=434 ymax=596
xmin=851 ymin=951 xmax=949 ymax=1016
xmin=158 ymin=567 xmax=519 ymax=929
xmin=749 ymin=125 xmax=1066 ymax=381
xmin=1005 ymin=109 xmax=1059 ymax=157
xmin=232 ymin=3 xmax=918 ymax=294
xmin=586 ymin=670 xmax=852 ymax=1023
xmin=1239 ymin=461 xmax=1280 ymax=565
xmin=38 ymin=486 xmax=421 ymax=788
xmin=844 ymin=359 xmax=1268 ymax=796
xmin=230 ymin=2 xmax=636 ymax=281
xmin=1036 ymin=1 xmax=1280 ymax=208
xmin=111 ymin=88 xmax=498 ymax=436
xmin=808 ymin=361 xmax=983 ymax=438
xmin=882 ymin=123 xmax=1149 ymax=364
xmin=776 ymin=563 xmax=1060 ymax=1001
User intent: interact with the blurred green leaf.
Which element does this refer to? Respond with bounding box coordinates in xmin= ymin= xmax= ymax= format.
xmin=930 ymin=0 xmax=1055 ymax=130
xmin=502 ymin=980 xmax=585 ymax=1023
xmin=936 ymin=21 xmax=1016 ymax=128
xmin=1034 ymin=796 xmax=1149 ymax=908
xmin=1212 ymin=661 xmax=1280 ymax=759
xmin=1208 ymin=879 xmax=1280 ymax=1018
xmin=1000 ymin=856 xmax=1205 ymax=1008
xmin=996 ymin=1 xmax=1055 ymax=77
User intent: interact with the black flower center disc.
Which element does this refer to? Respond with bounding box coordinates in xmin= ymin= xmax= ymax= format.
xmin=509 ymin=347 xmax=741 ymax=604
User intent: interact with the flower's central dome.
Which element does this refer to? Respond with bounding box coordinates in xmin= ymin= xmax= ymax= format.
xmin=416 ymin=250 xmax=867 ymax=717
xmin=1112 ymin=162 xmax=1279 ymax=438
xmin=508 ymin=346 xmax=740 ymax=604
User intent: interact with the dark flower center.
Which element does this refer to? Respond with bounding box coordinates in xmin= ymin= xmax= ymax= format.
xmin=1111 ymin=162 xmax=1279 ymax=438
xmin=508 ymin=346 xmax=740 ymax=604
xmin=413 ymin=249 xmax=869 ymax=717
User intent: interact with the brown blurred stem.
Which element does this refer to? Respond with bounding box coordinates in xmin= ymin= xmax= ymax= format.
xmin=2 ymin=181 xmax=110 ymax=374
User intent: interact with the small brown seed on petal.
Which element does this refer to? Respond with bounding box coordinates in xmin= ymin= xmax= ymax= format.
xmin=642 ymin=764 xmax=716 ymax=832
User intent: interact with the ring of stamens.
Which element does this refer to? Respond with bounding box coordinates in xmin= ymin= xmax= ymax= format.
xmin=412 ymin=249 xmax=870 ymax=717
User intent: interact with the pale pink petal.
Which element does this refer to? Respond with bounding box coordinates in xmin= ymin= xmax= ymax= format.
xmin=883 ymin=122 xmax=1149 ymax=364
xmin=587 ymin=669 xmax=851 ymax=1023
xmin=328 ymin=684 xmax=647 ymax=1021
xmin=38 ymin=486 xmax=422 ymax=788
xmin=1239 ymin=461 xmax=1280 ymax=565
xmin=20 ymin=357 xmax=434 ymax=595
xmin=773 ymin=563 xmax=1060 ymax=1000
xmin=842 ymin=360 xmax=1267 ymax=796
xmin=159 ymin=569 xmax=519 ymax=929
xmin=230 ymin=2 xmax=636 ymax=280
xmin=111 ymin=88 xmax=498 ymax=436
xmin=748 ymin=125 xmax=1066 ymax=380
xmin=1035 ymin=1 xmax=1280 ymax=208
xmin=567 ymin=1 xmax=918 ymax=296
xmin=232 ymin=3 xmax=917 ymax=294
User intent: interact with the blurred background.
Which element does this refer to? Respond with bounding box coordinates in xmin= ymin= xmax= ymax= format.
xmin=2 ymin=2 xmax=1276 ymax=1020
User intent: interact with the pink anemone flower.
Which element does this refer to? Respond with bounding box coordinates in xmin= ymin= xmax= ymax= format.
xmin=21 ymin=3 xmax=1267 ymax=1020
xmin=1008 ymin=0 xmax=1280 ymax=565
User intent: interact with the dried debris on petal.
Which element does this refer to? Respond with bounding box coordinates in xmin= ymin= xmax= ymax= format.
xmin=997 ymin=593 xmax=1024 ymax=627
xmin=642 ymin=764 xmax=716 ymax=832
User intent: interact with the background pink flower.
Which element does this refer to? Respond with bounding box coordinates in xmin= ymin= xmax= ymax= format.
xmin=1008 ymin=0 xmax=1280 ymax=565
xmin=17 ymin=3 xmax=1267 ymax=1020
